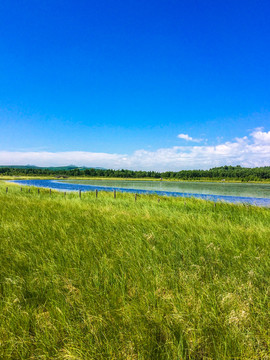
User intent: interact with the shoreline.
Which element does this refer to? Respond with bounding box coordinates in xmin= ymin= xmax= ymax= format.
xmin=1 ymin=176 xmax=270 ymax=184
xmin=7 ymin=179 xmax=270 ymax=207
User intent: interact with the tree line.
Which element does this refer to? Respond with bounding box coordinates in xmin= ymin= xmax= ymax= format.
xmin=0 ymin=165 xmax=270 ymax=181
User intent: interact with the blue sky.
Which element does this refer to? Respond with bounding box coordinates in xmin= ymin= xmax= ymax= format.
xmin=0 ymin=0 xmax=270 ymax=170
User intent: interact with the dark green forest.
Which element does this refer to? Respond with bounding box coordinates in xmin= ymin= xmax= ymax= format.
xmin=1 ymin=165 xmax=270 ymax=181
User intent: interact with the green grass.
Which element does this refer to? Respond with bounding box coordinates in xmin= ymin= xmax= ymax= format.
xmin=0 ymin=183 xmax=269 ymax=359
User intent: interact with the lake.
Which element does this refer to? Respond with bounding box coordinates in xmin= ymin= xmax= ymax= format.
xmin=9 ymin=179 xmax=270 ymax=207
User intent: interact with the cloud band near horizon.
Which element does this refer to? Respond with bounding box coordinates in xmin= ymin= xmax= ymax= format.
xmin=0 ymin=129 xmax=270 ymax=171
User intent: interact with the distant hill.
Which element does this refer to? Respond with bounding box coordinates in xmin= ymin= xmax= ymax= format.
xmin=0 ymin=165 xmax=107 ymax=170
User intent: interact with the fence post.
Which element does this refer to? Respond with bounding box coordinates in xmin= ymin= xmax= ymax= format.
xmin=20 ymin=187 xmax=22 ymax=192
xmin=64 ymin=192 xmax=66 ymax=197
xmin=114 ymin=190 xmax=116 ymax=199
xmin=6 ymin=187 xmax=8 ymax=193
xmin=49 ymin=189 xmax=51 ymax=196
xmin=135 ymin=193 xmax=137 ymax=202
xmin=96 ymin=189 xmax=98 ymax=198
xmin=28 ymin=188 xmax=30 ymax=193
xmin=38 ymin=188 xmax=40 ymax=195
xmin=79 ymin=190 xmax=81 ymax=198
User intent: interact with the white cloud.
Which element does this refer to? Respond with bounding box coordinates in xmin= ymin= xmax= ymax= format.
xmin=177 ymin=133 xmax=202 ymax=142
xmin=251 ymin=128 xmax=270 ymax=144
xmin=0 ymin=129 xmax=270 ymax=171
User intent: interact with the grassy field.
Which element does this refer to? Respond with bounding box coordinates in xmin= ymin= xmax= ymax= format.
xmin=0 ymin=183 xmax=269 ymax=359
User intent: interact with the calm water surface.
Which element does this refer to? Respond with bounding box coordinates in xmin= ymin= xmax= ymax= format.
xmin=9 ymin=179 xmax=270 ymax=207
xmin=63 ymin=179 xmax=270 ymax=198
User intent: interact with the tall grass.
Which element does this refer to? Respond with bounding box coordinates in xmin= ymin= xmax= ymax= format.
xmin=0 ymin=183 xmax=269 ymax=359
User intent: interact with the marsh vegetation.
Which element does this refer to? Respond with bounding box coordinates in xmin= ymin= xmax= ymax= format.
xmin=0 ymin=183 xmax=269 ymax=359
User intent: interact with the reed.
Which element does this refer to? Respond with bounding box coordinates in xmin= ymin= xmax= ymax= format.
xmin=0 ymin=183 xmax=269 ymax=359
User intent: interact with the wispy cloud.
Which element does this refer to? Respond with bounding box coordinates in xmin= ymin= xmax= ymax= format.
xmin=0 ymin=128 xmax=269 ymax=171
xmin=177 ymin=133 xmax=202 ymax=142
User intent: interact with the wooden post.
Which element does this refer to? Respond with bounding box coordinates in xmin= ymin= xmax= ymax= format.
xmin=135 ymin=193 xmax=137 ymax=202
xmin=79 ymin=190 xmax=81 ymax=198
xmin=38 ymin=188 xmax=40 ymax=195
xmin=49 ymin=189 xmax=51 ymax=196
xmin=20 ymin=187 xmax=22 ymax=192
xmin=96 ymin=189 xmax=98 ymax=198
xmin=114 ymin=190 xmax=116 ymax=199
xmin=158 ymin=198 xmax=160 ymax=203
xmin=28 ymin=188 xmax=30 ymax=193
xmin=64 ymin=192 xmax=66 ymax=197
xmin=6 ymin=187 xmax=8 ymax=193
